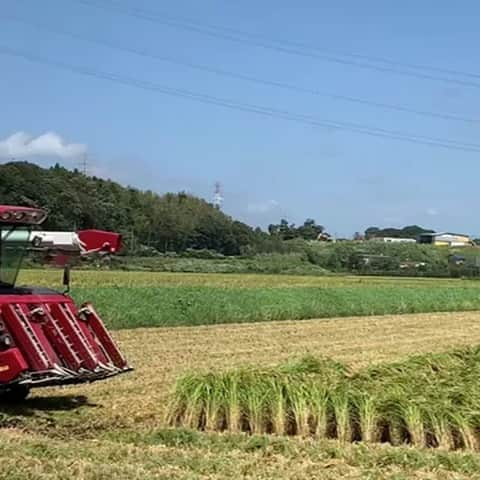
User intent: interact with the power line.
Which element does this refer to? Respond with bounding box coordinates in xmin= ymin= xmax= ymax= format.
xmin=77 ymin=0 xmax=480 ymax=82
xmin=6 ymin=14 xmax=479 ymax=125
xmin=1 ymin=44 xmax=480 ymax=153
xmin=75 ymin=0 xmax=480 ymax=89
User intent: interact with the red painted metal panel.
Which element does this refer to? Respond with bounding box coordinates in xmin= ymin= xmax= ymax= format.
xmin=0 ymin=205 xmax=46 ymax=225
xmin=80 ymin=303 xmax=128 ymax=368
xmin=1 ymin=304 xmax=53 ymax=371
xmin=0 ymin=294 xmax=74 ymax=306
xmin=48 ymin=303 xmax=100 ymax=371
xmin=62 ymin=303 xmax=109 ymax=365
xmin=17 ymin=304 xmax=61 ymax=366
xmin=77 ymin=230 xmax=122 ymax=253
xmin=35 ymin=304 xmax=84 ymax=371
xmin=0 ymin=348 xmax=28 ymax=383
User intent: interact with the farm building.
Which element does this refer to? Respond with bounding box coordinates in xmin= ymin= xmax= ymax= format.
xmin=417 ymin=232 xmax=473 ymax=247
xmin=316 ymin=232 xmax=334 ymax=242
xmin=370 ymin=237 xmax=416 ymax=244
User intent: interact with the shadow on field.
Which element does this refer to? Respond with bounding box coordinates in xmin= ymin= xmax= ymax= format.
xmin=0 ymin=394 xmax=96 ymax=417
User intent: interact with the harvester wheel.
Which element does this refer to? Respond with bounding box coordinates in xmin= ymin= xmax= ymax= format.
xmin=0 ymin=385 xmax=30 ymax=403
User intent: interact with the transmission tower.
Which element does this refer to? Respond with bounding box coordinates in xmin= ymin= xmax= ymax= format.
xmin=78 ymin=153 xmax=88 ymax=175
xmin=213 ymin=181 xmax=224 ymax=210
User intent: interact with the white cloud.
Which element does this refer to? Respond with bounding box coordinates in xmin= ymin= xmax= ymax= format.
xmin=247 ymin=199 xmax=279 ymax=213
xmin=0 ymin=131 xmax=87 ymax=160
xmin=426 ymin=208 xmax=439 ymax=216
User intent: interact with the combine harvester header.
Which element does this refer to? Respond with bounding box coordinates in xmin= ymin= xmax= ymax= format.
xmin=0 ymin=205 xmax=131 ymax=400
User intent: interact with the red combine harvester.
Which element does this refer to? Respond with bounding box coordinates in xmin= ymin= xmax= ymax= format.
xmin=0 ymin=205 xmax=131 ymax=400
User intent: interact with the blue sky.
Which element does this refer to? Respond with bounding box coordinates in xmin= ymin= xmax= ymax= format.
xmin=1 ymin=0 xmax=479 ymax=236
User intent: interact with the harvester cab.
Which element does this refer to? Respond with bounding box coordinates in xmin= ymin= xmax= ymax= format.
xmin=0 ymin=205 xmax=131 ymax=400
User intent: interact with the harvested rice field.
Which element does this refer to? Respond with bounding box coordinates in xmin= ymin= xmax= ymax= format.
xmin=3 ymin=310 xmax=480 ymax=479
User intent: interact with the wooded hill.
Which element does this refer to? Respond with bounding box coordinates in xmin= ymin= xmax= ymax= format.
xmin=2 ymin=162 xmax=476 ymax=277
xmin=0 ymin=161 xmax=271 ymax=255
xmin=0 ymin=162 xmax=442 ymax=263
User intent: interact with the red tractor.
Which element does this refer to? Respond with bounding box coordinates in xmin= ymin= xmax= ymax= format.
xmin=0 ymin=205 xmax=131 ymax=400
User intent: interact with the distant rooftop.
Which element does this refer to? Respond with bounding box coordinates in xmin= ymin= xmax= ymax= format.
xmin=419 ymin=232 xmax=471 ymax=238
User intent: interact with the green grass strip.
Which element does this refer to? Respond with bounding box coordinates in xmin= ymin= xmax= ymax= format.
xmin=71 ymin=285 xmax=480 ymax=329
